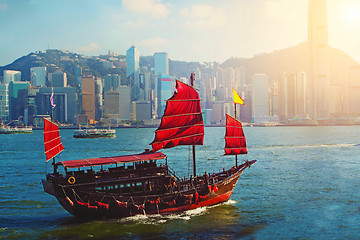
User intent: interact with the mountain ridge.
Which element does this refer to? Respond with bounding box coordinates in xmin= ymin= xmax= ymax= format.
xmin=1 ymin=43 xmax=358 ymax=86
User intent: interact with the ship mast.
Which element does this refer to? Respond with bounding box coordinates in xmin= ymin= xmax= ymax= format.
xmin=190 ymin=72 xmax=197 ymax=177
xmin=234 ymin=102 xmax=238 ymax=167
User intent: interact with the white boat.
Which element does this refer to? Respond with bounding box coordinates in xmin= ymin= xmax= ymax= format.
xmin=73 ymin=128 xmax=116 ymax=138
xmin=0 ymin=123 xmax=32 ymax=134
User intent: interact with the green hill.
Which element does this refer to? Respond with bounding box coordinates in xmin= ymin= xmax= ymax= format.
xmin=0 ymin=49 xmax=127 ymax=86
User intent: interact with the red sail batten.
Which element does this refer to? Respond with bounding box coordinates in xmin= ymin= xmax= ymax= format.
xmin=151 ymin=80 xmax=204 ymax=152
xmin=224 ymin=114 xmax=247 ymax=155
xmin=43 ymin=118 xmax=64 ymax=161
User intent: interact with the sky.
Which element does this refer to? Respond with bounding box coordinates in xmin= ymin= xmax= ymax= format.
xmin=0 ymin=0 xmax=359 ymax=66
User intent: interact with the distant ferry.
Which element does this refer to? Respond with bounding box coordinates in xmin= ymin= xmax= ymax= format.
xmin=0 ymin=123 xmax=32 ymax=134
xmin=73 ymin=128 xmax=116 ymax=138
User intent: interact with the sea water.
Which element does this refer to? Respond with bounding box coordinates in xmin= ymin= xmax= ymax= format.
xmin=0 ymin=126 xmax=359 ymax=239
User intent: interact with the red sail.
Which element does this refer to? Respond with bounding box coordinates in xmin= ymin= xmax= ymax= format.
xmin=224 ymin=114 xmax=247 ymax=155
xmin=43 ymin=118 xmax=64 ymax=161
xmin=151 ymin=80 xmax=204 ymax=152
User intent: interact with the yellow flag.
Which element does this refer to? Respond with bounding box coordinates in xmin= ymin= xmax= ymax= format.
xmin=233 ymin=88 xmax=244 ymax=105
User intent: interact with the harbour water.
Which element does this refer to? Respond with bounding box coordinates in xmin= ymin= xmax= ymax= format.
xmin=0 ymin=126 xmax=359 ymax=239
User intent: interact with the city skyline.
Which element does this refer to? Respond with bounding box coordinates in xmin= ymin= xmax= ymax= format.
xmin=0 ymin=0 xmax=359 ymax=66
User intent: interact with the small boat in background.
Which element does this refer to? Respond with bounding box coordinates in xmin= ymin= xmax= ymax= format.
xmin=73 ymin=128 xmax=116 ymax=138
xmin=0 ymin=122 xmax=32 ymax=134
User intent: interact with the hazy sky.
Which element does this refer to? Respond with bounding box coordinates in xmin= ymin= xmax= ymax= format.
xmin=0 ymin=0 xmax=359 ymax=66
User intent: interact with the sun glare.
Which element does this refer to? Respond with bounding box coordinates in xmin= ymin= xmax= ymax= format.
xmin=344 ymin=5 xmax=360 ymax=23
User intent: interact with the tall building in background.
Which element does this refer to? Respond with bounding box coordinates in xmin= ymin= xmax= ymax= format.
xmin=81 ymin=75 xmax=95 ymax=124
xmin=308 ymin=0 xmax=330 ymax=120
xmin=252 ymin=74 xmax=270 ymax=123
xmin=103 ymin=87 xmax=131 ymax=121
xmin=126 ymin=45 xmax=140 ymax=102
xmin=0 ymin=84 xmax=9 ymax=121
xmin=8 ymin=81 xmax=30 ymax=120
xmin=30 ymin=67 xmax=46 ymax=87
xmin=104 ymin=74 xmax=121 ymax=92
xmin=95 ymin=78 xmax=103 ymax=121
xmin=159 ymin=75 xmax=172 ymax=116
xmin=74 ymin=65 xmax=82 ymax=88
xmin=37 ymin=87 xmax=77 ymax=123
xmin=154 ymin=52 xmax=169 ymax=76
xmin=3 ymin=70 xmax=21 ymax=84
xmin=51 ymin=70 xmax=67 ymax=87
xmin=278 ymin=72 xmax=308 ymax=121
xmin=154 ymin=52 xmax=169 ymax=117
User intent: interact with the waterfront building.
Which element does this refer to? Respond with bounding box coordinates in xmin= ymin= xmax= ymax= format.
xmin=132 ymin=101 xmax=151 ymax=121
xmin=139 ymin=71 xmax=151 ymax=102
xmin=22 ymin=87 xmax=39 ymax=126
xmin=193 ymin=71 xmax=206 ymax=111
xmin=8 ymin=81 xmax=30 ymax=120
xmin=154 ymin=52 xmax=169 ymax=117
xmin=95 ymin=78 xmax=103 ymax=121
xmin=74 ymin=66 xmax=82 ymax=89
xmin=205 ymin=109 xmax=213 ymax=124
xmin=212 ymin=101 xmax=224 ymax=124
xmin=104 ymin=89 xmax=120 ymax=119
xmin=0 ymin=84 xmax=9 ymax=121
xmin=36 ymin=87 xmax=77 ymax=123
xmin=346 ymin=66 xmax=360 ymax=114
xmin=118 ymin=86 xmax=131 ymax=120
xmin=252 ymin=74 xmax=270 ymax=123
xmin=158 ymin=75 xmax=172 ymax=116
xmin=104 ymin=74 xmax=121 ymax=92
xmin=278 ymin=72 xmax=308 ymax=121
xmin=222 ymin=67 xmax=236 ymax=99
xmin=81 ymin=75 xmax=95 ymax=124
xmin=154 ymin=52 xmax=169 ymax=76
xmin=3 ymin=70 xmax=21 ymax=84
xmin=126 ymin=45 xmax=140 ymax=102
xmin=51 ymin=70 xmax=67 ymax=87
xmin=30 ymin=67 xmax=46 ymax=87
xmin=308 ymin=0 xmax=330 ymax=120
xmin=104 ymin=87 xmax=131 ymax=121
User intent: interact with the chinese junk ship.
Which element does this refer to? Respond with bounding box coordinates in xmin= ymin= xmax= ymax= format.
xmin=42 ymin=76 xmax=256 ymax=219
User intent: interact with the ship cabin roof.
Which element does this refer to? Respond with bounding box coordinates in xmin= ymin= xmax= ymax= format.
xmin=56 ymin=152 xmax=166 ymax=169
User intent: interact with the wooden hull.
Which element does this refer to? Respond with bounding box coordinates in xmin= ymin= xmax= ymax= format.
xmin=42 ymin=161 xmax=255 ymax=219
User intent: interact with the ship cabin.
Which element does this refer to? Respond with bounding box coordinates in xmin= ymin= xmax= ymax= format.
xmin=45 ymin=150 xmax=185 ymax=196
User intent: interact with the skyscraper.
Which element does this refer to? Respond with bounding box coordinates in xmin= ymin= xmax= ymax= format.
xmin=51 ymin=70 xmax=67 ymax=87
xmin=74 ymin=65 xmax=82 ymax=88
xmin=3 ymin=70 xmax=21 ymax=84
xmin=0 ymin=84 xmax=9 ymax=121
xmin=30 ymin=67 xmax=46 ymax=87
xmin=154 ymin=52 xmax=169 ymax=76
xmin=308 ymin=0 xmax=330 ymax=120
xmin=81 ymin=75 xmax=95 ymax=123
xmin=126 ymin=45 xmax=140 ymax=102
xmin=154 ymin=52 xmax=169 ymax=117
xmin=252 ymin=74 xmax=270 ymax=123
xmin=104 ymin=74 xmax=121 ymax=92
